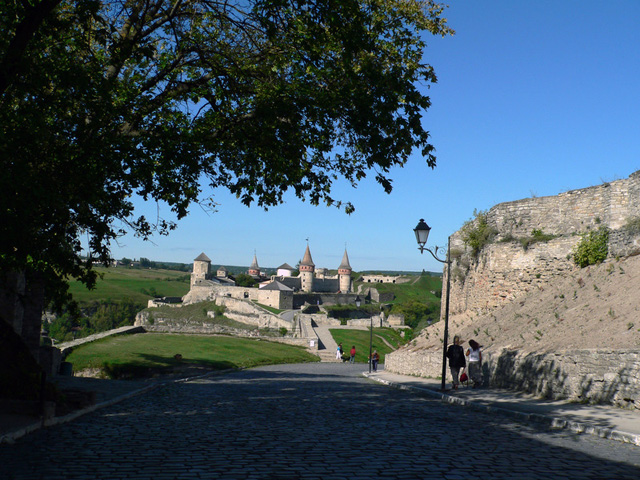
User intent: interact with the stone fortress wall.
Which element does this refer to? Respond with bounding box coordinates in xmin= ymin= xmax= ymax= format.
xmin=386 ymin=170 xmax=640 ymax=408
xmin=445 ymin=170 xmax=640 ymax=318
xmin=359 ymin=274 xmax=410 ymax=284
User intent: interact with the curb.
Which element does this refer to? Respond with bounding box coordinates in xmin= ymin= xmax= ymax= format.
xmin=0 ymin=369 xmax=233 ymax=445
xmin=363 ymin=373 xmax=640 ymax=447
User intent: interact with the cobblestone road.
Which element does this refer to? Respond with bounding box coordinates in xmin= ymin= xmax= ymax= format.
xmin=2 ymin=364 xmax=639 ymax=479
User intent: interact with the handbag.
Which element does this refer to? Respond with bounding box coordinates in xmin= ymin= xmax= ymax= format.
xmin=459 ymin=371 xmax=468 ymax=383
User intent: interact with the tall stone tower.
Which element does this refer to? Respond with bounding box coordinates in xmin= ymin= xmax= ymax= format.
xmin=299 ymin=244 xmax=315 ymax=292
xmin=338 ymin=249 xmax=352 ymax=293
xmin=248 ymin=253 xmax=261 ymax=277
xmin=191 ymin=252 xmax=211 ymax=287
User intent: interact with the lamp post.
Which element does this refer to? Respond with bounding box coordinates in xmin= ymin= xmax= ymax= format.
xmin=355 ymin=295 xmax=373 ymax=373
xmin=414 ymin=219 xmax=452 ymax=391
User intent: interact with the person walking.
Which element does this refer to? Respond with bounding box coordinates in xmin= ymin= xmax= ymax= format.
xmin=370 ymin=350 xmax=380 ymax=372
xmin=466 ymin=339 xmax=483 ymax=388
xmin=349 ymin=345 xmax=356 ymax=363
xmin=446 ymin=335 xmax=466 ymax=390
xmin=336 ymin=343 xmax=343 ymax=360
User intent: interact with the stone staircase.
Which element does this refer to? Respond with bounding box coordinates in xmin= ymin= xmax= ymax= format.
xmin=312 ymin=325 xmax=342 ymax=362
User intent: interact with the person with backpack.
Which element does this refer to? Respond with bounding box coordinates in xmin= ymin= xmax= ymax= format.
xmin=446 ymin=335 xmax=466 ymax=390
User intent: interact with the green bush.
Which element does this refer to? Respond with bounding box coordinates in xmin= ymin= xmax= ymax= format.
xmin=573 ymin=227 xmax=609 ymax=267
xmin=461 ymin=210 xmax=498 ymax=256
xmin=519 ymin=228 xmax=558 ymax=251
xmin=393 ymin=300 xmax=438 ymax=330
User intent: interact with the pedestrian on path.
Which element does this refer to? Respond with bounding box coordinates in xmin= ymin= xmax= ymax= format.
xmin=466 ymin=339 xmax=483 ymax=388
xmin=336 ymin=343 xmax=343 ymax=360
xmin=349 ymin=345 xmax=356 ymax=363
xmin=446 ymin=335 xmax=466 ymax=389
xmin=370 ymin=350 xmax=380 ymax=372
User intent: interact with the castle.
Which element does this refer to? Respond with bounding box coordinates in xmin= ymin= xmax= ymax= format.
xmin=184 ymin=244 xmax=355 ymax=310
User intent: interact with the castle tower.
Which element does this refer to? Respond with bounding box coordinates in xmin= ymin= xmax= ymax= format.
xmin=191 ymin=252 xmax=211 ymax=287
xmin=299 ymin=244 xmax=315 ymax=292
xmin=248 ymin=252 xmax=261 ymax=277
xmin=338 ymin=249 xmax=352 ymax=293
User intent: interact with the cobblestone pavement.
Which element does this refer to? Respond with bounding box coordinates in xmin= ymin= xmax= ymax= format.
xmin=2 ymin=363 xmax=640 ymax=480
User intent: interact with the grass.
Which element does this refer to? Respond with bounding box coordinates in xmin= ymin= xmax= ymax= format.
xmin=253 ymin=302 xmax=284 ymax=315
xmin=67 ymin=266 xmax=190 ymax=304
xmin=355 ymin=274 xmax=442 ymax=306
xmin=329 ymin=327 xmax=405 ymax=363
xmin=65 ymin=333 xmax=319 ymax=379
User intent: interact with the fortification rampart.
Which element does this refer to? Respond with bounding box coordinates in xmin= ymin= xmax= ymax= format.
xmin=444 ymin=170 xmax=640 ymax=317
xmin=182 ymin=282 xmax=293 ymax=310
xmin=360 ymin=275 xmax=409 ymax=284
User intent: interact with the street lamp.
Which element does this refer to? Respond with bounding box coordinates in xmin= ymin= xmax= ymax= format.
xmin=414 ymin=219 xmax=452 ymax=391
xmin=356 ymin=296 xmax=374 ymax=373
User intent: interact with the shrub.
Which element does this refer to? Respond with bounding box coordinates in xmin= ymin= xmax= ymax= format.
xmin=519 ymin=228 xmax=558 ymax=251
xmin=461 ymin=209 xmax=498 ymax=256
xmin=573 ymin=227 xmax=609 ymax=267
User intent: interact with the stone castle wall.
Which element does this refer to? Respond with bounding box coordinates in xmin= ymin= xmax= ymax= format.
xmin=444 ymin=170 xmax=640 ymax=317
xmin=387 ymin=171 xmax=640 ymax=408
xmin=360 ymin=275 xmax=409 ymax=284
xmin=385 ymin=348 xmax=640 ymax=410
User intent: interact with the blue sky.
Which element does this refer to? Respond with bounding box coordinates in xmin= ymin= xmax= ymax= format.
xmin=107 ymin=1 xmax=640 ymax=274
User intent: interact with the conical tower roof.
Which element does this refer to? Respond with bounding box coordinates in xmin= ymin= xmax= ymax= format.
xmin=300 ymin=244 xmax=315 ymax=267
xmin=194 ymin=252 xmax=211 ymax=262
xmin=338 ymin=249 xmax=352 ymax=271
xmin=249 ymin=253 xmax=260 ymax=269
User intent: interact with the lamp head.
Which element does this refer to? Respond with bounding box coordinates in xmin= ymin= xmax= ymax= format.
xmin=414 ymin=218 xmax=431 ymax=253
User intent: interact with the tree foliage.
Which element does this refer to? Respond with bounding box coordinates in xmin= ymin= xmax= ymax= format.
xmin=234 ymin=273 xmax=257 ymax=287
xmin=0 ymin=0 xmax=452 ymax=310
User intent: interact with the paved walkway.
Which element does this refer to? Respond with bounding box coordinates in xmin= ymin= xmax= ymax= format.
xmin=365 ymin=370 xmax=640 ymax=447
xmin=1 ymin=364 xmax=639 ymax=479
xmin=3 ymin=365 xmax=640 ymax=449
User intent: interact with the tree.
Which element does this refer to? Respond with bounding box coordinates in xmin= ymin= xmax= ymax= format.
xmin=234 ymin=274 xmax=257 ymax=288
xmin=0 ymin=1 xmax=452 ymax=344
xmin=139 ymin=258 xmax=154 ymax=268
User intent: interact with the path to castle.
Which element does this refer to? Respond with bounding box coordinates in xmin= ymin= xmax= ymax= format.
xmin=2 ymin=364 xmax=639 ymax=480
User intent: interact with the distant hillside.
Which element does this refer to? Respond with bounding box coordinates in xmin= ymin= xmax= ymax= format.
xmin=357 ymin=270 xmax=441 ymax=277
xmin=67 ymin=266 xmax=190 ymax=304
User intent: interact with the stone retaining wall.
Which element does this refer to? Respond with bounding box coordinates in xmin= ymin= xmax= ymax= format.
xmin=58 ymin=326 xmax=144 ymax=357
xmin=385 ymin=348 xmax=640 ymax=409
xmin=214 ymin=297 xmax=291 ymax=329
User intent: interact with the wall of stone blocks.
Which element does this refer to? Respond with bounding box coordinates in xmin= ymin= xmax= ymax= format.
xmin=385 ymin=348 xmax=640 ymax=409
xmin=214 ymin=296 xmax=291 ymax=329
xmin=442 ymin=170 xmax=640 ymax=319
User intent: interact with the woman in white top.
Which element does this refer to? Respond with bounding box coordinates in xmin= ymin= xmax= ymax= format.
xmin=466 ymin=339 xmax=483 ymax=388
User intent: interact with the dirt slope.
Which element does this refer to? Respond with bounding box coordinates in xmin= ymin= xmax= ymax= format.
xmin=408 ymin=254 xmax=640 ymax=354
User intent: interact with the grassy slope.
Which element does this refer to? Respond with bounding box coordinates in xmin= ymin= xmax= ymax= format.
xmin=66 ymin=333 xmax=319 ymax=378
xmin=329 ymin=328 xmax=406 ymax=363
xmin=67 ymin=266 xmax=190 ymax=304
xmin=361 ymin=274 xmax=442 ymax=306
